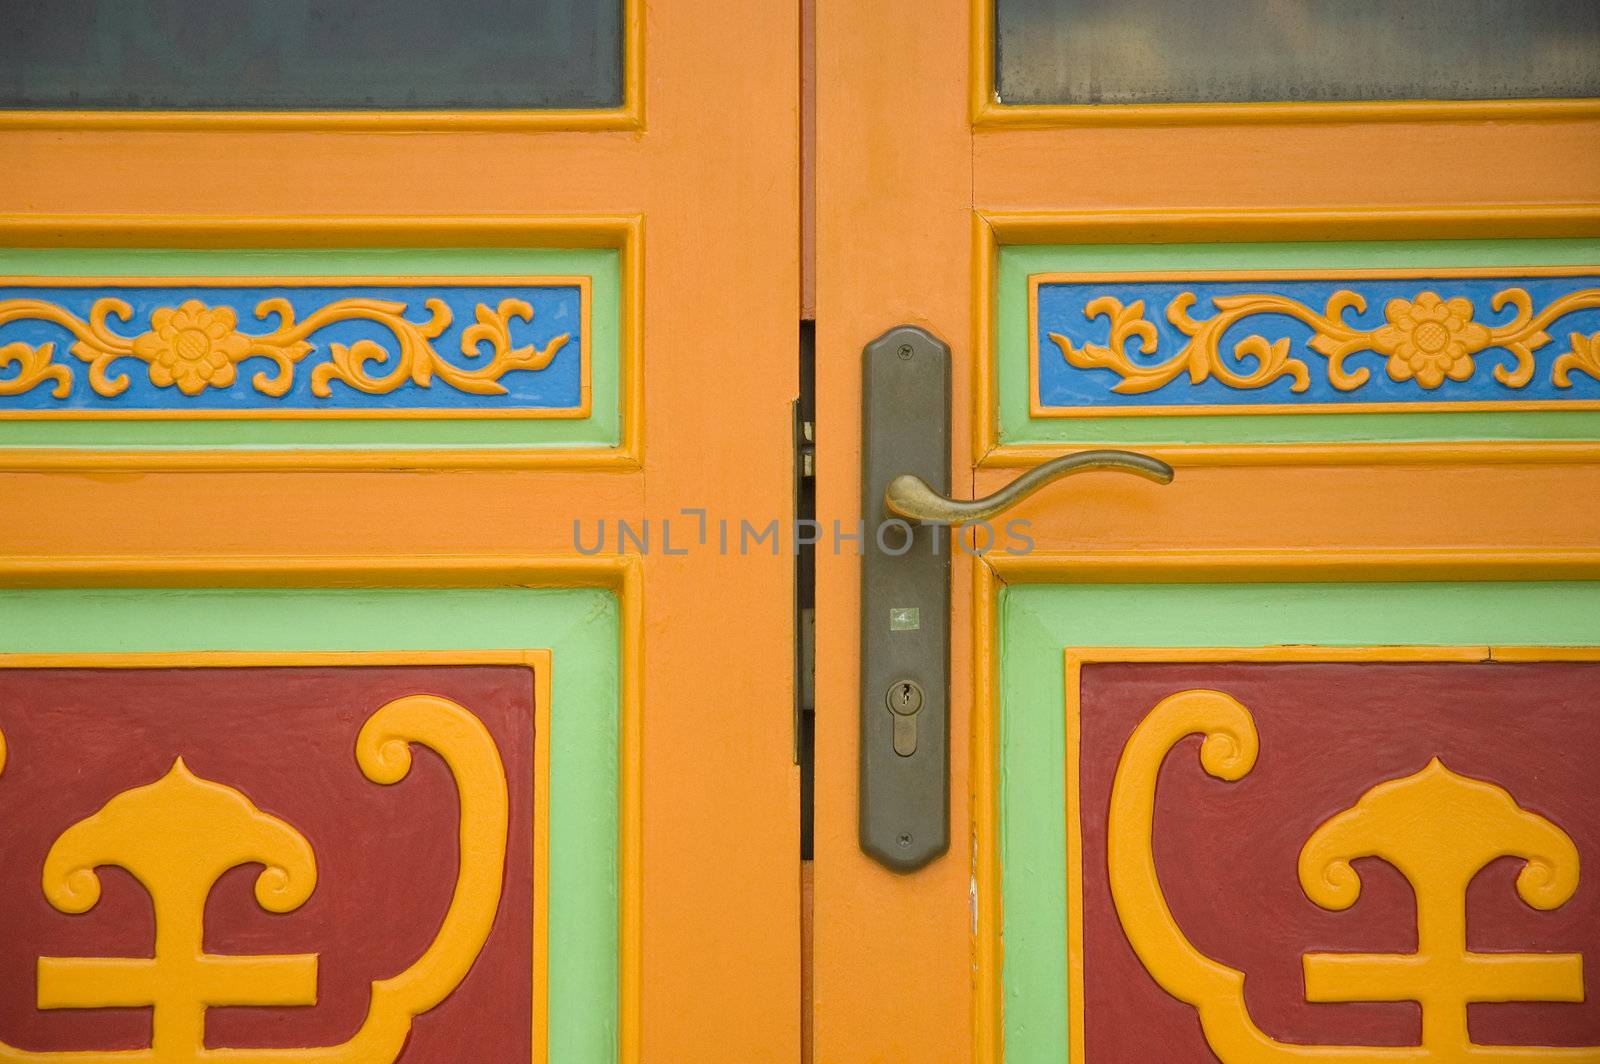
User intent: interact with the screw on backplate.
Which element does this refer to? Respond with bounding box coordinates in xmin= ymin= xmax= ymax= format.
xmin=897 ymin=343 xmax=913 ymax=360
xmin=897 ymin=832 xmax=913 ymax=848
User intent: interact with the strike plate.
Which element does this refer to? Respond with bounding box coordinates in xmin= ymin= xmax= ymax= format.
xmin=859 ymin=325 xmax=950 ymax=872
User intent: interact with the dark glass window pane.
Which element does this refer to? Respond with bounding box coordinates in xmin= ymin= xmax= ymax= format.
xmin=1 ymin=0 xmax=623 ymax=110
xmin=996 ymin=0 xmax=1600 ymax=106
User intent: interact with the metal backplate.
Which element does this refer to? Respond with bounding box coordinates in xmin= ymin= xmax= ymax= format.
xmin=860 ymin=326 xmax=950 ymax=871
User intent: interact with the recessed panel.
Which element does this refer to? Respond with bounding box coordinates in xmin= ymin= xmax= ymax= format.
xmin=1077 ymin=657 xmax=1599 ymax=1059
xmin=0 ymin=587 xmax=624 ymax=1064
xmin=0 ymin=660 xmax=537 ymax=1059
xmin=1 ymin=278 xmax=588 ymax=416
xmin=1033 ymin=269 xmax=1600 ymax=414
xmin=0 ymin=248 xmax=623 ymax=454
xmin=993 ymin=581 xmax=1600 ymax=1061
xmin=997 ymin=239 xmax=1600 ymax=447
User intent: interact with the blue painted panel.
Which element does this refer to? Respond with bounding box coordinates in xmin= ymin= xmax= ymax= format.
xmin=1034 ymin=273 xmax=1600 ymax=411
xmin=0 ymin=280 xmax=585 ymax=413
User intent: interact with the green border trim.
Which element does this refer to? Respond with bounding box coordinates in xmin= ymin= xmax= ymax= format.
xmin=998 ymin=239 xmax=1600 ymax=446
xmin=0 ymin=248 xmax=621 ymax=451
xmin=0 ymin=587 xmax=620 ymax=1063
xmin=997 ymin=580 xmax=1600 ymax=1063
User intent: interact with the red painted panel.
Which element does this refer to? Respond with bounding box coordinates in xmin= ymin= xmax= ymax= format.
xmin=0 ymin=665 xmax=534 ymax=1060
xmin=1078 ymin=661 xmax=1600 ymax=1060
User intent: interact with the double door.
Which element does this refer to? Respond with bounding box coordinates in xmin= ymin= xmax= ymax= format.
xmin=2 ymin=3 xmax=1598 ymax=1063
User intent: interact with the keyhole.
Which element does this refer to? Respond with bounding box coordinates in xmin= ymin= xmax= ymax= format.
xmin=885 ymin=679 xmax=923 ymax=716
xmin=886 ymin=679 xmax=924 ymax=757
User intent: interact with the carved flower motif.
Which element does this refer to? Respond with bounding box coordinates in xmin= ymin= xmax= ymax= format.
xmin=133 ymin=300 xmax=252 ymax=395
xmin=1374 ymin=292 xmax=1490 ymax=389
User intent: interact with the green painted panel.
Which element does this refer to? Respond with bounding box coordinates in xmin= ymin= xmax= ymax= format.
xmin=998 ymin=239 xmax=1600 ymax=446
xmin=0 ymin=248 xmax=621 ymax=450
xmin=0 ymin=587 xmax=620 ymax=1063
xmin=997 ymin=580 xmax=1600 ymax=1063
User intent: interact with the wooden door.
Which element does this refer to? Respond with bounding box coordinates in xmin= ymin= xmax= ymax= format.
xmin=816 ymin=3 xmax=1600 ymax=1063
xmin=0 ymin=4 xmax=800 ymax=1063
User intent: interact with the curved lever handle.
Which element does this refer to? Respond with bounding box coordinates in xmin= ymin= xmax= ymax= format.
xmin=884 ymin=448 xmax=1173 ymax=525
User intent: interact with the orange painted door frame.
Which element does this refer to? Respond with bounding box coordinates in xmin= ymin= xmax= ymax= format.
xmin=814 ymin=3 xmax=1600 ymax=1063
xmin=5 ymin=3 xmax=1600 ymax=1062
xmin=0 ymin=5 xmax=801 ymax=1064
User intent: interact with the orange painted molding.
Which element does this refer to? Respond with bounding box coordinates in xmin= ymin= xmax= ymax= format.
xmin=983 ymin=207 xmax=1600 ymax=247
xmin=982 ymin=441 xmax=1600 ymax=469
xmin=970 ymin=558 xmax=1003 ymax=1064
xmin=985 ymin=548 xmax=1600 ymax=584
xmin=0 ymin=551 xmax=638 ymax=589
xmin=0 ymin=214 xmax=642 ymax=249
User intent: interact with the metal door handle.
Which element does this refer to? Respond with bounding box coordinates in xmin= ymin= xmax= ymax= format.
xmin=884 ymin=449 xmax=1173 ymax=524
xmin=859 ymin=325 xmax=1175 ymax=873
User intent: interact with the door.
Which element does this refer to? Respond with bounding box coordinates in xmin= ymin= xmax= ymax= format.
xmin=816 ymin=3 xmax=1600 ymax=1063
xmin=0 ymin=5 xmax=799 ymax=1064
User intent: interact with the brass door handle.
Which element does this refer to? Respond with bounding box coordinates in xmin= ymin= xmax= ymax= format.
xmin=860 ymin=326 xmax=1177 ymax=872
xmin=884 ymin=448 xmax=1174 ymax=525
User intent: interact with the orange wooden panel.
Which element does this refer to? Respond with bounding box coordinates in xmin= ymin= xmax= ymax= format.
xmin=975 ymin=123 xmax=1600 ymax=214
xmin=818 ymin=6 xmax=1600 ymax=1064
xmin=814 ymin=2 xmax=977 ymax=1062
xmin=0 ymin=134 xmax=645 ymax=218
xmin=975 ymin=462 xmax=1600 ymax=559
xmin=0 ymin=5 xmax=801 ymax=1064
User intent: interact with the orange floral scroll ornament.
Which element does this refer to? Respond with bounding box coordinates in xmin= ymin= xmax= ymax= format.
xmin=1051 ymin=286 xmax=1600 ymax=395
xmin=0 ymin=694 xmax=510 ymax=1064
xmin=0 ymin=295 xmax=568 ymax=400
